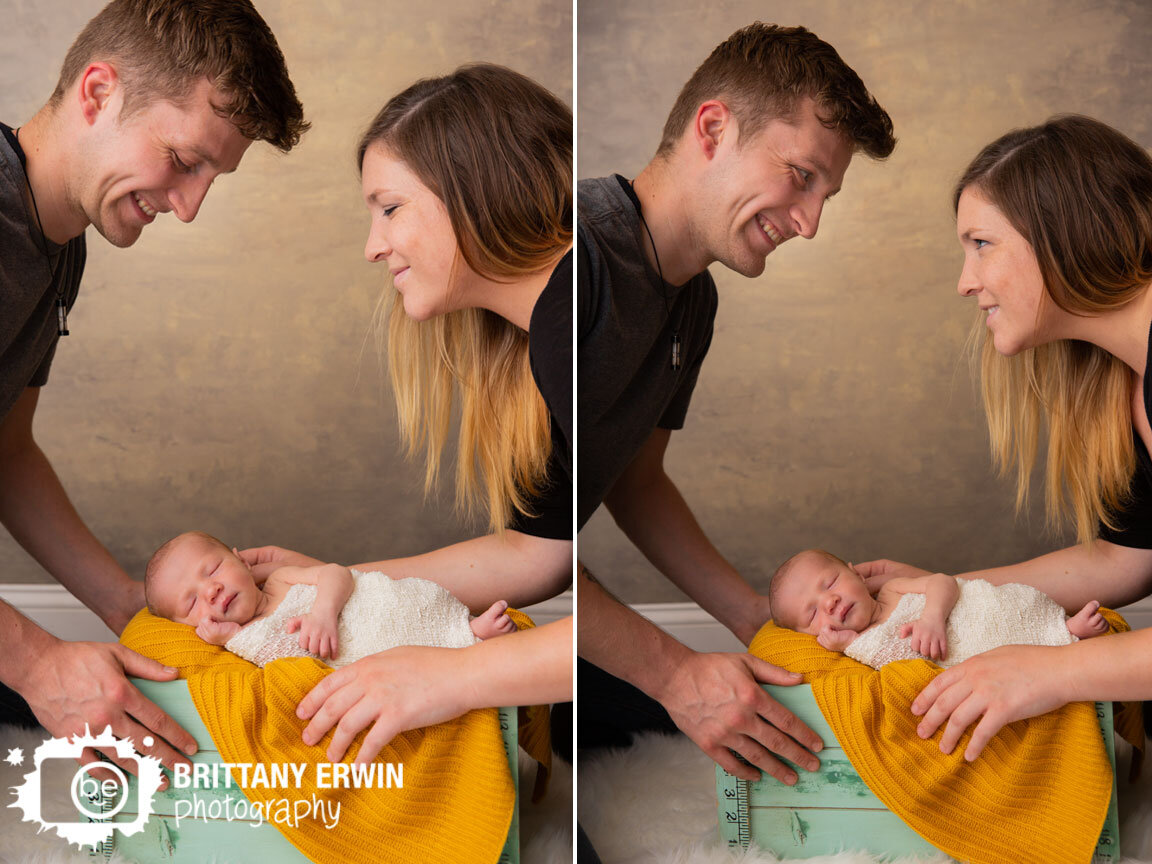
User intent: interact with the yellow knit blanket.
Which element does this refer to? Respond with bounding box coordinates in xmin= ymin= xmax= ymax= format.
xmin=122 ymin=607 xmax=550 ymax=864
xmin=750 ymin=608 xmax=1141 ymax=864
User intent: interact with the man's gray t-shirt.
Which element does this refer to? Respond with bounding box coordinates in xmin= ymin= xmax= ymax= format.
xmin=577 ymin=175 xmax=717 ymax=529
xmin=0 ymin=124 xmax=85 ymax=422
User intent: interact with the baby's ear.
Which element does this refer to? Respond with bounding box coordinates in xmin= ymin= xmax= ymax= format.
xmin=233 ymin=547 xmax=250 ymax=568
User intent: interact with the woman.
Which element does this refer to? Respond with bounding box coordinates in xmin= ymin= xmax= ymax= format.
xmin=246 ymin=64 xmax=572 ymax=765
xmin=862 ymin=114 xmax=1152 ymax=760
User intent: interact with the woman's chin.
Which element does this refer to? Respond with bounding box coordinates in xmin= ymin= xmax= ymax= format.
xmin=991 ymin=332 xmax=1028 ymax=357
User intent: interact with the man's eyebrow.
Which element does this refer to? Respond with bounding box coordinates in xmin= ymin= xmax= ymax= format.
xmin=805 ymin=156 xmax=841 ymax=197
xmin=187 ymin=146 xmax=236 ymax=175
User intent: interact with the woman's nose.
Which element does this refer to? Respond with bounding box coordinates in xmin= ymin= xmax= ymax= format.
xmin=364 ymin=221 xmax=392 ymax=263
xmin=957 ymin=261 xmax=980 ymax=297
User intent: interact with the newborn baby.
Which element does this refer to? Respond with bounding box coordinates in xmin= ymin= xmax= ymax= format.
xmin=145 ymin=531 xmax=515 ymax=667
xmin=768 ymin=549 xmax=1109 ymax=669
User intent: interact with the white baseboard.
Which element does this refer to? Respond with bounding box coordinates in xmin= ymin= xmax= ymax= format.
xmin=0 ymin=585 xmax=572 ymax=643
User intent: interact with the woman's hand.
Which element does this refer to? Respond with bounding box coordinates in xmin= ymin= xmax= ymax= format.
xmin=237 ymin=545 xmax=323 ymax=580
xmin=853 ymin=559 xmax=931 ymax=593
xmin=296 ymin=646 xmax=473 ymax=764
xmin=910 ymin=643 xmax=1074 ymax=760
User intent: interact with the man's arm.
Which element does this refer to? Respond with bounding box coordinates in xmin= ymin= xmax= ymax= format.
xmin=603 ymin=427 xmax=769 ymax=644
xmin=577 ymin=564 xmax=822 ymax=784
xmin=0 ymin=388 xmax=142 ymax=633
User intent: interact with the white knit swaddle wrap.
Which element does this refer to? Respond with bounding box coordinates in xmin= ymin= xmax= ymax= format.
xmin=843 ymin=578 xmax=1075 ymax=670
xmin=225 ymin=569 xmax=478 ymax=668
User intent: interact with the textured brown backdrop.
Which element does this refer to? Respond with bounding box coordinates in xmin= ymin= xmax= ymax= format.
xmin=0 ymin=0 xmax=572 ymax=583
xmin=577 ymin=0 xmax=1152 ymax=602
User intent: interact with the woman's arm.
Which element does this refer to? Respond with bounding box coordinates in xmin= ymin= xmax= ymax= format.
xmin=912 ymin=626 xmax=1152 ymax=760
xmin=296 ymin=616 xmax=572 ymax=764
xmin=354 ymin=531 xmax=571 ymax=613
xmin=954 ymin=540 xmax=1152 ymax=610
xmin=860 ymin=540 xmax=1152 ymax=612
xmin=241 ymin=532 xmax=572 ymax=615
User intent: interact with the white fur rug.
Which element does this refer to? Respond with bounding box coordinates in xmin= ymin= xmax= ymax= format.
xmin=579 ymin=731 xmax=1152 ymax=864
xmin=0 ymin=724 xmax=572 ymax=864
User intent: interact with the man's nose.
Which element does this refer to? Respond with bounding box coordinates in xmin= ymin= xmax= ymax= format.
xmin=791 ymin=198 xmax=824 ymax=240
xmin=170 ymin=174 xmax=212 ymax=223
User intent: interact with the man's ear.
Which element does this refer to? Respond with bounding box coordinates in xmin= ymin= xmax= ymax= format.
xmin=77 ymin=62 xmax=120 ymax=126
xmin=692 ymin=100 xmax=732 ymax=161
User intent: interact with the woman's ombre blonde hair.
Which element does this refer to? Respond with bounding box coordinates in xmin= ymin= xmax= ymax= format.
xmin=956 ymin=115 xmax=1152 ymax=544
xmin=359 ymin=64 xmax=572 ymax=533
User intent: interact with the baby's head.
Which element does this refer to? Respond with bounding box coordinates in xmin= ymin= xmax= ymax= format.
xmin=145 ymin=531 xmax=262 ymax=627
xmin=769 ymin=549 xmax=877 ymax=638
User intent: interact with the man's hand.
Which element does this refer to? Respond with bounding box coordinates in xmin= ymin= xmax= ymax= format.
xmin=910 ymin=643 xmax=1072 ymax=760
xmin=899 ymin=618 xmax=948 ymax=661
xmin=853 ymin=559 xmax=931 ymax=594
xmin=654 ymin=651 xmax=823 ymax=784
xmin=286 ymin=613 xmax=340 ymax=659
xmin=195 ymin=618 xmax=240 ymax=646
xmin=816 ymin=626 xmax=857 ymax=652
xmin=17 ymin=639 xmax=197 ymax=787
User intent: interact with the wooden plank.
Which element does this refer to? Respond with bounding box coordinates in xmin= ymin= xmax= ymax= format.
xmin=100 ymin=812 xmax=312 ymax=863
xmin=748 ymin=807 xmax=940 ymax=858
xmin=747 ymin=748 xmax=885 ymax=809
xmin=759 ymin=685 xmax=836 ymax=742
xmin=498 ymin=705 xmax=520 ymax=864
xmin=1095 ymin=701 xmax=1120 ymax=864
xmin=130 ymin=678 xmax=214 ymax=747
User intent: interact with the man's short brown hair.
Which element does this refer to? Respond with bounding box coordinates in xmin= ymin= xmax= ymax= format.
xmin=658 ymin=23 xmax=895 ymax=161
xmin=50 ymin=0 xmax=308 ymax=152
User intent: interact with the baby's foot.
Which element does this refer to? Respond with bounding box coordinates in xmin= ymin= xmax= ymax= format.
xmin=1066 ymin=600 xmax=1109 ymax=640
xmin=471 ymin=600 xmax=515 ymax=640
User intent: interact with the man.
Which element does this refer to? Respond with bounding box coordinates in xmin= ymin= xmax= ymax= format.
xmin=578 ymin=23 xmax=896 ymax=787
xmin=0 ymin=0 xmax=307 ymax=782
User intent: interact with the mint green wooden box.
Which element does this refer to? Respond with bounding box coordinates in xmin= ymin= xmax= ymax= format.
xmin=86 ymin=679 xmax=520 ymax=863
xmin=716 ymin=684 xmax=1120 ymax=861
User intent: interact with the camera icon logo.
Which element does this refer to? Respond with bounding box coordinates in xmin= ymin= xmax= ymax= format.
xmin=10 ymin=725 xmax=165 ymax=849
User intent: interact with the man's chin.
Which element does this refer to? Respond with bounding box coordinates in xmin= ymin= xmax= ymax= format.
xmin=726 ymin=256 xmax=767 ymax=279
xmin=92 ymin=214 xmax=143 ymax=248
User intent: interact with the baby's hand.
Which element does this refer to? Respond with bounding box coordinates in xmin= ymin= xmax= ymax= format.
xmin=899 ymin=618 xmax=947 ymax=661
xmin=816 ymin=626 xmax=858 ymax=652
xmin=195 ymin=618 xmax=241 ymax=645
xmin=285 ymin=614 xmax=340 ymax=659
